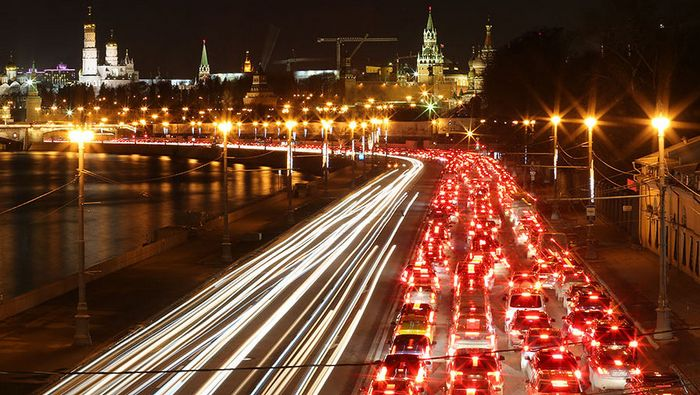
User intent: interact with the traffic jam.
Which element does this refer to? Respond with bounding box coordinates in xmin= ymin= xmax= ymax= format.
xmin=364 ymin=152 xmax=686 ymax=394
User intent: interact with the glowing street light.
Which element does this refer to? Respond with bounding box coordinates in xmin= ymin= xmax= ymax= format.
xmin=584 ymin=116 xmax=597 ymax=259
xmin=218 ymin=121 xmax=234 ymax=262
xmin=652 ymin=115 xmax=672 ymax=340
xmin=551 ymin=115 xmax=562 ymax=220
xmin=69 ymin=128 xmax=94 ymax=346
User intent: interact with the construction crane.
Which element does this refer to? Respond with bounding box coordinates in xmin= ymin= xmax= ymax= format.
xmin=317 ymin=36 xmax=398 ymax=77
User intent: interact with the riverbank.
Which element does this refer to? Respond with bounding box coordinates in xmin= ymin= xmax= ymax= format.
xmin=0 ymin=162 xmax=368 ymax=394
xmin=28 ymin=142 xmax=350 ymax=176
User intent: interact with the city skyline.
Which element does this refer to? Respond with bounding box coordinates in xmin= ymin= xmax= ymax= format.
xmin=1 ymin=0 xmax=614 ymax=78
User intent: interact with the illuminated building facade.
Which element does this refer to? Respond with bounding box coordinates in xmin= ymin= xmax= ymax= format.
xmin=78 ymin=7 xmax=139 ymax=93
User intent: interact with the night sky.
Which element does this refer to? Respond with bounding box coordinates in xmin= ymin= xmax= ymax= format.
xmin=3 ymin=0 xmax=607 ymax=78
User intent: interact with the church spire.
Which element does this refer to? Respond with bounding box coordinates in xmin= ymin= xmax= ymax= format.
xmin=86 ymin=5 xmax=93 ymax=24
xmin=198 ymin=40 xmax=210 ymax=81
xmin=483 ymin=16 xmax=493 ymax=50
xmin=426 ymin=6 xmax=434 ymax=31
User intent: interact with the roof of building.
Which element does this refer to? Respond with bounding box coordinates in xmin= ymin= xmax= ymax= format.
xmin=635 ymin=135 xmax=700 ymax=169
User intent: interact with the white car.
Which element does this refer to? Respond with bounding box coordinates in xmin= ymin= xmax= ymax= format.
xmin=588 ymin=347 xmax=641 ymax=391
xmin=504 ymin=288 xmax=547 ymax=330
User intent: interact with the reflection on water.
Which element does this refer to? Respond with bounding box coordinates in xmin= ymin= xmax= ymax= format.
xmin=0 ymin=152 xmax=303 ymax=298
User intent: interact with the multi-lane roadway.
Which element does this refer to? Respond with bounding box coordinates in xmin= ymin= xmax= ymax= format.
xmin=44 ymin=156 xmax=442 ymax=395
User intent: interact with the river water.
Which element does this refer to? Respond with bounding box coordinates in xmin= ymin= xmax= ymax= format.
xmin=0 ymin=151 xmax=301 ymax=298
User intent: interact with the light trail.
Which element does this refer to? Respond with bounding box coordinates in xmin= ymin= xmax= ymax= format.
xmin=43 ymin=152 xmax=424 ymax=395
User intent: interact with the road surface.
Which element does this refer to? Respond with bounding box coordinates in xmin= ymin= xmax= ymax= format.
xmin=44 ymin=156 xmax=440 ymax=395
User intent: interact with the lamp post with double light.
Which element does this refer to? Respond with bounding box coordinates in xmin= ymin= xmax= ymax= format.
xmin=69 ymin=128 xmax=94 ymax=346
xmin=652 ymin=115 xmax=672 ymax=340
xmin=218 ymin=121 xmax=233 ymax=262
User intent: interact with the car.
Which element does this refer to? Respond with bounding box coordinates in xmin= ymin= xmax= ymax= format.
xmin=554 ymin=269 xmax=589 ymax=301
xmin=507 ymin=272 xmax=539 ymax=291
xmin=394 ymin=313 xmax=434 ymax=342
xmin=400 ymin=259 xmax=437 ymax=284
xmin=562 ymin=283 xmax=603 ymax=309
xmin=450 ymin=313 xmax=496 ymax=352
xmin=525 ymin=371 xmax=584 ymax=394
xmin=391 ymin=333 xmax=432 ymax=356
xmin=397 ymin=303 xmax=434 ymax=323
xmin=587 ymin=346 xmax=641 ymax=391
xmin=567 ymin=291 xmax=612 ymax=315
xmin=625 ymin=371 xmax=691 ymax=394
xmin=504 ymin=288 xmax=547 ymax=330
xmin=372 ymin=354 xmax=430 ymax=392
xmin=455 ymin=258 xmax=494 ymax=291
xmin=561 ymin=310 xmax=607 ymax=341
xmin=447 ymin=351 xmax=505 ymax=393
xmin=454 ymin=297 xmax=491 ymax=324
xmin=367 ymin=379 xmax=420 ymax=395
xmin=408 ymin=268 xmax=441 ymax=290
xmin=445 ymin=381 xmax=491 ymax=394
xmin=584 ymin=321 xmax=638 ymax=354
xmin=520 ymin=328 xmax=564 ymax=371
xmin=405 ymin=286 xmax=438 ymax=310
xmin=506 ymin=310 xmax=553 ymax=348
xmin=523 ymin=348 xmax=581 ymax=383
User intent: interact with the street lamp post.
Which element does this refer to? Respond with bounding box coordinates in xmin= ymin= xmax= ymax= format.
xmin=522 ymin=120 xmax=532 ymax=190
xmin=370 ymin=118 xmax=379 ymax=169
xmin=349 ymin=121 xmax=357 ymax=186
xmin=466 ymin=130 xmax=474 ymax=151
xmin=285 ymin=120 xmax=297 ymax=223
xmin=219 ymin=122 xmax=233 ymax=262
xmin=652 ymin=116 xmax=672 ymax=340
xmin=69 ymin=128 xmax=94 ymax=346
xmin=383 ymin=118 xmax=389 ymax=167
xmin=361 ymin=121 xmax=367 ymax=176
xmin=584 ymin=116 xmax=597 ymax=259
xmin=321 ymin=119 xmax=331 ymax=192
xmin=551 ymin=115 xmax=561 ymax=220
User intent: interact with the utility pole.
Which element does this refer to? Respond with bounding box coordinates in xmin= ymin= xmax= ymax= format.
xmin=69 ymin=128 xmax=94 ymax=346
xmin=584 ymin=117 xmax=597 ymax=260
xmin=285 ymin=121 xmax=296 ymax=223
xmin=653 ymin=116 xmax=672 ymax=340
xmin=219 ymin=122 xmax=233 ymax=262
xmin=551 ymin=116 xmax=561 ymax=220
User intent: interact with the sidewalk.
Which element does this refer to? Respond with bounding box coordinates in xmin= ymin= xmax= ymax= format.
xmin=533 ymin=184 xmax=700 ymax=388
xmin=0 ymin=165 xmax=367 ymax=395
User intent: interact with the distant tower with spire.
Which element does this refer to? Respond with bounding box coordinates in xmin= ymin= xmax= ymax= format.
xmin=79 ymin=6 xmax=100 ymax=87
xmin=417 ymin=6 xmax=444 ymax=84
xmin=466 ymin=17 xmax=496 ymax=97
xmin=242 ymin=51 xmax=253 ymax=73
xmin=105 ymin=29 xmax=119 ymax=66
xmin=198 ymin=40 xmax=210 ymax=82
